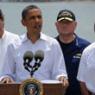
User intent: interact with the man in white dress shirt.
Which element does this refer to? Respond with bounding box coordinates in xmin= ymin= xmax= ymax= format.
xmin=0 ymin=9 xmax=19 ymax=76
xmin=77 ymin=40 xmax=95 ymax=94
xmin=0 ymin=5 xmax=68 ymax=88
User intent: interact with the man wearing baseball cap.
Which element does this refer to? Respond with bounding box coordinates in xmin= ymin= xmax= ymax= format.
xmin=55 ymin=9 xmax=90 ymax=95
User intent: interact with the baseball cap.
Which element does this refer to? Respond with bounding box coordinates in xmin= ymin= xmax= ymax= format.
xmin=57 ymin=9 xmax=76 ymax=22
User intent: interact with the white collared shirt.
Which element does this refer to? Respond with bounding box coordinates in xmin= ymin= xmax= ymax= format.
xmin=0 ymin=30 xmax=19 ymax=75
xmin=77 ymin=42 xmax=95 ymax=93
xmin=1 ymin=33 xmax=67 ymax=83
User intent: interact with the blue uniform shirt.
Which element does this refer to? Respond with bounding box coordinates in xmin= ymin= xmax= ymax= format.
xmin=56 ymin=35 xmax=90 ymax=95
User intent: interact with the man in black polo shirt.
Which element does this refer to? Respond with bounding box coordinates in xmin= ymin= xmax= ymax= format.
xmin=55 ymin=9 xmax=90 ymax=95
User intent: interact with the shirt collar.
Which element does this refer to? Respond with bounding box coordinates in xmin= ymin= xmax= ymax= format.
xmin=0 ymin=30 xmax=6 ymax=39
xmin=21 ymin=32 xmax=48 ymax=43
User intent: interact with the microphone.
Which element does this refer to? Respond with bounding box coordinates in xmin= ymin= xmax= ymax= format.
xmin=23 ymin=51 xmax=33 ymax=72
xmin=34 ymin=50 xmax=44 ymax=63
xmin=23 ymin=50 xmax=44 ymax=76
xmin=33 ymin=50 xmax=44 ymax=71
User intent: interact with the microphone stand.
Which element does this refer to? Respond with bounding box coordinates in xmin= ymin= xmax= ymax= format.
xmin=30 ymin=61 xmax=41 ymax=77
xmin=24 ymin=60 xmax=41 ymax=77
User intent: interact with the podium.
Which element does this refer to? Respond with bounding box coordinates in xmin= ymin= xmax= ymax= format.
xmin=0 ymin=82 xmax=65 ymax=95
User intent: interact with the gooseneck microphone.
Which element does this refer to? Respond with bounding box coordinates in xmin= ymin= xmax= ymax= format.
xmin=23 ymin=50 xmax=44 ymax=77
xmin=23 ymin=51 xmax=33 ymax=73
xmin=34 ymin=50 xmax=44 ymax=63
xmin=33 ymin=50 xmax=44 ymax=71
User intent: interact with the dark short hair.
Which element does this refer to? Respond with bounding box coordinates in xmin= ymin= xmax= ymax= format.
xmin=0 ymin=9 xmax=4 ymax=21
xmin=22 ymin=5 xmax=40 ymax=19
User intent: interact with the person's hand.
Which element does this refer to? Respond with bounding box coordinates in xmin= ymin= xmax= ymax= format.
xmin=58 ymin=76 xmax=69 ymax=94
xmin=0 ymin=77 xmax=15 ymax=84
xmin=58 ymin=76 xmax=69 ymax=88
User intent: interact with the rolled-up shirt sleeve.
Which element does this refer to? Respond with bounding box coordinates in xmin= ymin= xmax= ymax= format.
xmin=0 ymin=44 xmax=16 ymax=81
xmin=51 ymin=41 xmax=67 ymax=80
xmin=77 ymin=49 xmax=88 ymax=82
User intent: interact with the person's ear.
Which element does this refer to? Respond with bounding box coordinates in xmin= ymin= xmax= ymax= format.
xmin=55 ymin=22 xmax=57 ymax=26
xmin=74 ymin=21 xmax=77 ymax=28
xmin=55 ymin=21 xmax=59 ymax=27
xmin=75 ymin=21 xmax=77 ymax=26
xmin=21 ymin=19 xmax=26 ymax=26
